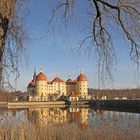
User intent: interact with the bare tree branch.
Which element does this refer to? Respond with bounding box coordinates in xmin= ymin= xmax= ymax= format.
xmin=46 ymin=0 xmax=140 ymax=82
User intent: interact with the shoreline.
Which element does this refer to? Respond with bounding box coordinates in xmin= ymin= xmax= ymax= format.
xmin=0 ymin=100 xmax=140 ymax=113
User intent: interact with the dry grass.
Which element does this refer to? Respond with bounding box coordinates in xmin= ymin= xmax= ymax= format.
xmin=0 ymin=116 xmax=139 ymax=140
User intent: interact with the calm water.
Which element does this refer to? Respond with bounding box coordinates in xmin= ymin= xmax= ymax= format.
xmin=0 ymin=107 xmax=140 ymax=139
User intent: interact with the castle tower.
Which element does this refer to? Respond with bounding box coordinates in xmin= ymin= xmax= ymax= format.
xmin=35 ymin=69 xmax=47 ymax=96
xmin=27 ymin=69 xmax=36 ymax=96
xmin=76 ymin=71 xmax=88 ymax=98
xmin=66 ymin=76 xmax=75 ymax=96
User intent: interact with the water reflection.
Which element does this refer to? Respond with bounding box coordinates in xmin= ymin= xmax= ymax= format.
xmin=28 ymin=107 xmax=92 ymax=128
xmin=0 ymin=107 xmax=140 ymax=131
xmin=28 ymin=108 xmax=67 ymax=126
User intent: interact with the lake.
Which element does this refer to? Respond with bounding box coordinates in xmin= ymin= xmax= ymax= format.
xmin=0 ymin=107 xmax=140 ymax=140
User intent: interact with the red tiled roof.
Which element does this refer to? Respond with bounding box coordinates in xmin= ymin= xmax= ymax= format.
xmin=77 ymin=73 xmax=87 ymax=81
xmin=52 ymin=77 xmax=65 ymax=83
xmin=66 ymin=78 xmax=73 ymax=84
xmin=36 ymin=72 xmax=47 ymax=81
xmin=66 ymin=78 xmax=73 ymax=83
xmin=66 ymin=79 xmax=77 ymax=85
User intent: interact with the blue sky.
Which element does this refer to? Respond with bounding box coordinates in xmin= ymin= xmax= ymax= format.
xmin=14 ymin=0 xmax=140 ymax=91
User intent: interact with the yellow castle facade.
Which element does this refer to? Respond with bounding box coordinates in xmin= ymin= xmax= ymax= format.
xmin=27 ymin=69 xmax=88 ymax=101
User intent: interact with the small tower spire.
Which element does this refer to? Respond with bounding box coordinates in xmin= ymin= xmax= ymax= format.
xmin=33 ymin=68 xmax=36 ymax=81
xmin=80 ymin=70 xmax=83 ymax=74
xmin=34 ymin=68 xmax=36 ymax=74
xmin=40 ymin=67 xmax=43 ymax=73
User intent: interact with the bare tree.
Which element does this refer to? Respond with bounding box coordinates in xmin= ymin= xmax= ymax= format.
xmin=46 ymin=0 xmax=140 ymax=81
xmin=0 ymin=0 xmax=140 ymax=90
xmin=0 ymin=0 xmax=27 ymax=90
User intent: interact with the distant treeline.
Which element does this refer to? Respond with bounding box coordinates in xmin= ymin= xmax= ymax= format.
xmin=0 ymin=91 xmax=27 ymax=102
xmin=88 ymin=88 xmax=140 ymax=99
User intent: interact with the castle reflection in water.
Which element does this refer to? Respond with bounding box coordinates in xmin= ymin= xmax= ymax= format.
xmin=0 ymin=107 xmax=139 ymax=135
xmin=28 ymin=107 xmax=97 ymax=128
xmin=0 ymin=107 xmax=105 ymax=128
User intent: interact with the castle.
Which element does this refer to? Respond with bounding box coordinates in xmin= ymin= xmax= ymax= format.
xmin=27 ymin=69 xmax=88 ymax=101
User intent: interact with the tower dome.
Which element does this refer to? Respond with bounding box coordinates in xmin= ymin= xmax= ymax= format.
xmin=77 ymin=73 xmax=87 ymax=81
xmin=36 ymin=71 xmax=47 ymax=81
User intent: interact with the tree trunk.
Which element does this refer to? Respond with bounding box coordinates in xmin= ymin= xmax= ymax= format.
xmin=0 ymin=0 xmax=16 ymax=89
xmin=0 ymin=17 xmax=8 ymax=89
